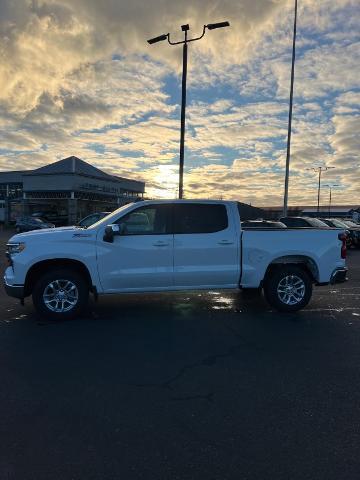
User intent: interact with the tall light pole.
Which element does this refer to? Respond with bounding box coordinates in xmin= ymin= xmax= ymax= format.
xmin=148 ymin=21 xmax=230 ymax=199
xmin=306 ymin=165 xmax=335 ymax=212
xmin=283 ymin=0 xmax=298 ymax=217
xmin=324 ymin=184 xmax=340 ymax=216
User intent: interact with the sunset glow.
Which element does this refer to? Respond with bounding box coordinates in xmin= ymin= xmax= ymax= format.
xmin=0 ymin=0 xmax=359 ymax=205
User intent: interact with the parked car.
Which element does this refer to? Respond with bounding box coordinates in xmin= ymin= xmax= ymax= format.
xmin=78 ymin=212 xmax=111 ymax=228
xmin=15 ymin=216 xmax=55 ymax=233
xmin=31 ymin=210 xmax=67 ymax=226
xmin=337 ymin=219 xmax=360 ymax=248
xmin=320 ymin=219 xmax=354 ymax=247
xmin=341 ymin=219 xmax=360 ymax=229
xmin=279 ymin=216 xmax=330 ymax=228
xmin=5 ymin=200 xmax=347 ymax=320
xmin=241 ymin=220 xmax=287 ymax=228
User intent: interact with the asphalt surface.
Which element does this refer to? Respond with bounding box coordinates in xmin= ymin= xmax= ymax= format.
xmin=1 ymin=228 xmax=360 ymax=480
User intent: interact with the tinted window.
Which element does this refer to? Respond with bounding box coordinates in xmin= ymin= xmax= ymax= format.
xmin=174 ymin=204 xmax=228 ymax=234
xmin=242 ymin=221 xmax=287 ymax=228
xmin=331 ymin=219 xmax=350 ymax=228
xmin=343 ymin=220 xmax=359 ymax=227
xmin=117 ymin=205 xmax=171 ymax=235
xmin=321 ymin=219 xmax=333 ymax=227
xmin=292 ymin=218 xmax=307 ymax=227
xmin=280 ymin=218 xmax=306 ymax=227
xmin=306 ymin=218 xmax=329 ymax=228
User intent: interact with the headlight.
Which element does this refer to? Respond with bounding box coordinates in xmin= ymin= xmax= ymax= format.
xmin=6 ymin=242 xmax=26 ymax=256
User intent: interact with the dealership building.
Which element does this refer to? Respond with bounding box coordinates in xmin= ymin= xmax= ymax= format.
xmin=0 ymin=156 xmax=145 ymax=224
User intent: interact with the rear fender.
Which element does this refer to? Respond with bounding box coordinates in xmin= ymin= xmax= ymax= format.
xmin=263 ymin=255 xmax=319 ymax=284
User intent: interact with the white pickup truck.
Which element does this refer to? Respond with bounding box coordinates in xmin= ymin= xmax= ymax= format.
xmin=4 ymin=200 xmax=347 ymax=319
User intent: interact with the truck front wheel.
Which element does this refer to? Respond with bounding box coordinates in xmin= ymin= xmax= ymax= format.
xmin=264 ymin=265 xmax=312 ymax=312
xmin=32 ymin=269 xmax=89 ymax=320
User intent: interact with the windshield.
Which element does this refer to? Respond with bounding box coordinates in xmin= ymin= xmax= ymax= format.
xmin=86 ymin=203 xmax=134 ymax=229
xmin=79 ymin=214 xmax=101 ymax=228
xmin=306 ymin=218 xmax=329 ymax=227
xmin=342 ymin=220 xmax=359 ymax=228
xmin=330 ymin=219 xmax=350 ymax=228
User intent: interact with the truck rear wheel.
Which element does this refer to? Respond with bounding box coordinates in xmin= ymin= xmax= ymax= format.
xmin=264 ymin=265 xmax=312 ymax=312
xmin=32 ymin=269 xmax=89 ymax=320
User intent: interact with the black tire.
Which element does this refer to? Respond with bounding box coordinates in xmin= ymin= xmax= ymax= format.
xmin=32 ymin=269 xmax=89 ymax=320
xmin=263 ymin=265 xmax=312 ymax=312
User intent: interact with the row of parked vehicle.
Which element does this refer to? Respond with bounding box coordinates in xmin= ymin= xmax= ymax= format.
xmin=14 ymin=212 xmax=360 ymax=249
xmin=241 ymin=216 xmax=360 ymax=248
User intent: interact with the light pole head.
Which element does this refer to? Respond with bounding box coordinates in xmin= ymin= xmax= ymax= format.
xmin=147 ymin=34 xmax=168 ymax=45
xmin=181 ymin=24 xmax=190 ymax=32
xmin=206 ymin=21 xmax=230 ymax=30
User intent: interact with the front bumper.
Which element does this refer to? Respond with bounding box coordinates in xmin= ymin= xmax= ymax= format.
xmin=3 ymin=276 xmax=24 ymax=299
xmin=330 ymin=267 xmax=348 ymax=284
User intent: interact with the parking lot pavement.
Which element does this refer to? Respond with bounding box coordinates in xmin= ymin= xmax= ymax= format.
xmin=1 ymin=228 xmax=360 ymax=480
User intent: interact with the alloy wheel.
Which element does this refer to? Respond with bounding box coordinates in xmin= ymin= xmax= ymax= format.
xmin=277 ymin=274 xmax=306 ymax=305
xmin=43 ymin=279 xmax=79 ymax=313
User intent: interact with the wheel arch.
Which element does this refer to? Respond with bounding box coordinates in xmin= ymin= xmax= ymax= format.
xmin=24 ymin=258 xmax=93 ymax=297
xmin=263 ymin=255 xmax=319 ymax=284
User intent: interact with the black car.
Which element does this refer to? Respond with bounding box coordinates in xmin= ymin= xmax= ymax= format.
xmin=15 ymin=216 xmax=55 ymax=233
xmin=241 ymin=220 xmax=287 ymax=228
xmin=31 ymin=210 xmax=67 ymax=226
xmin=78 ymin=212 xmax=111 ymax=228
xmin=279 ymin=216 xmax=329 ymax=228
xmin=320 ymin=218 xmax=354 ymax=247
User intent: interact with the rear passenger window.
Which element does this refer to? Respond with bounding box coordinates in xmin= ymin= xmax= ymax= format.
xmin=292 ymin=219 xmax=306 ymax=227
xmin=285 ymin=218 xmax=295 ymax=227
xmin=174 ymin=204 xmax=228 ymax=234
xmin=284 ymin=218 xmax=305 ymax=227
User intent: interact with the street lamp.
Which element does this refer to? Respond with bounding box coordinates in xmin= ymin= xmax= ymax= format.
xmin=282 ymin=0 xmax=298 ymax=217
xmin=324 ymin=184 xmax=340 ymax=217
xmin=306 ymin=165 xmax=335 ymax=213
xmin=148 ymin=21 xmax=230 ymax=199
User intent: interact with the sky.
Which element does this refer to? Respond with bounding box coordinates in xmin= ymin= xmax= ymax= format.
xmin=0 ymin=0 xmax=359 ymax=206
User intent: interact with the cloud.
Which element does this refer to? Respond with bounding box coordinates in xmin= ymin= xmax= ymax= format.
xmin=0 ymin=0 xmax=358 ymax=205
xmin=0 ymin=0 xmax=288 ymax=114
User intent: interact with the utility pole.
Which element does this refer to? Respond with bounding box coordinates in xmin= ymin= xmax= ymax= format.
xmin=324 ymin=184 xmax=340 ymax=216
xmin=306 ymin=165 xmax=335 ymax=213
xmin=283 ymin=0 xmax=298 ymax=217
xmin=179 ymin=26 xmax=188 ymax=200
xmin=148 ymin=21 xmax=230 ymax=199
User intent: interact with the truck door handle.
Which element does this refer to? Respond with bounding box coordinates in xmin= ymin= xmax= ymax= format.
xmin=153 ymin=241 xmax=169 ymax=247
xmin=218 ymin=240 xmax=234 ymax=245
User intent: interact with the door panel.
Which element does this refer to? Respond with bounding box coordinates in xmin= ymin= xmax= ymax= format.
xmin=97 ymin=204 xmax=174 ymax=292
xmin=173 ymin=203 xmax=239 ymax=287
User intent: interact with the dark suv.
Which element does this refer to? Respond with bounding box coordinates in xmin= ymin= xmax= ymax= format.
xmin=279 ymin=216 xmax=329 ymax=228
xmin=241 ymin=220 xmax=287 ymax=228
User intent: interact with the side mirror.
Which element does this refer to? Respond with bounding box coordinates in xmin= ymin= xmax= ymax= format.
xmin=103 ymin=224 xmax=121 ymax=243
